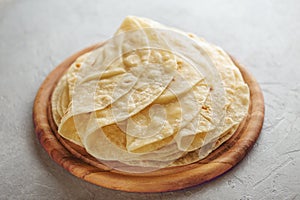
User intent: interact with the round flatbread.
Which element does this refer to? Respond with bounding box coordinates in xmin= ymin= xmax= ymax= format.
xmin=51 ymin=16 xmax=249 ymax=172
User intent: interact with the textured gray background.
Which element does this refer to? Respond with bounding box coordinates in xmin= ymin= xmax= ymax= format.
xmin=1 ymin=0 xmax=300 ymax=199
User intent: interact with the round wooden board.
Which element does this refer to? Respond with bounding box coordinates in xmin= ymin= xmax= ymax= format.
xmin=33 ymin=43 xmax=264 ymax=193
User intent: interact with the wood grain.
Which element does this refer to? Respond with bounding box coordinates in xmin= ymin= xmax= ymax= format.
xmin=33 ymin=44 xmax=264 ymax=193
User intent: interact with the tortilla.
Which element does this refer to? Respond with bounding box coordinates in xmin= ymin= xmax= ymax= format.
xmin=51 ymin=16 xmax=249 ymax=171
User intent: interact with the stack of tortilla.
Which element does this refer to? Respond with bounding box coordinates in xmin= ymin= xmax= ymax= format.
xmin=51 ymin=16 xmax=249 ymax=172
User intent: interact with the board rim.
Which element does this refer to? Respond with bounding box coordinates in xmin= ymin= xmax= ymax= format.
xmin=33 ymin=43 xmax=264 ymax=193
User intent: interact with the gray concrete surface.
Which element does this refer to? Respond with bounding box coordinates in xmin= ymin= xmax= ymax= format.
xmin=1 ymin=0 xmax=300 ymax=199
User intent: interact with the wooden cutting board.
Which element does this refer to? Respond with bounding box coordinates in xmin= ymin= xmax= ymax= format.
xmin=33 ymin=44 xmax=264 ymax=193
